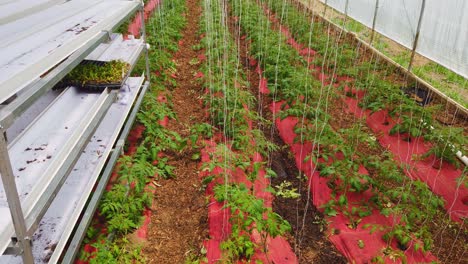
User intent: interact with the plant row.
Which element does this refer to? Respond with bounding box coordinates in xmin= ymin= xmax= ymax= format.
xmin=229 ymin=0 xmax=455 ymax=259
xmin=79 ymin=0 xmax=187 ymax=263
xmin=261 ymin=0 xmax=468 ymax=221
xmin=263 ymin=0 xmax=466 ymax=167
xmin=195 ymin=1 xmax=292 ymax=262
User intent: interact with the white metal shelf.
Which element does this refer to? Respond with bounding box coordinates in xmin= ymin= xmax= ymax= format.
xmin=1 ymin=76 xmax=146 ymax=264
xmin=0 ymin=0 xmax=150 ymax=260
xmin=0 ymin=32 xmax=146 ymax=259
xmin=0 ymin=86 xmax=115 ymax=255
xmin=0 ymin=0 xmax=140 ymax=105
xmin=4 ymin=33 xmax=144 ymax=142
xmin=0 ymin=0 xmax=66 ymax=24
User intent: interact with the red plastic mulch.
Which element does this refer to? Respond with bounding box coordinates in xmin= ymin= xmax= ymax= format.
xmin=267 ymin=8 xmax=467 ymax=223
xmin=344 ymin=96 xmax=468 ymax=222
xmin=199 ymin=80 xmax=297 ymax=262
xmin=199 ymin=139 xmax=298 ymax=263
xmin=270 ymin=99 xmax=437 ymax=263
xmin=248 ymin=17 xmax=438 ymax=259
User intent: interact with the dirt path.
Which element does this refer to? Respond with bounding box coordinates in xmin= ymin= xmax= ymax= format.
xmin=142 ymin=0 xmax=209 ymax=262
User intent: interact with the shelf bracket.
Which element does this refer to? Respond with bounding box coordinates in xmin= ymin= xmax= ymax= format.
xmin=3 ymin=235 xmax=32 ymax=256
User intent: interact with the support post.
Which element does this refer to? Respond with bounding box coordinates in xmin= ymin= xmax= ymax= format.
xmin=408 ymin=0 xmax=426 ymax=72
xmin=139 ymin=0 xmax=151 ymax=82
xmin=322 ymin=0 xmax=328 ymax=17
xmin=0 ymin=132 xmax=34 ymax=263
xmin=369 ymin=0 xmax=379 ymax=44
xmin=342 ymin=0 xmax=350 ymax=31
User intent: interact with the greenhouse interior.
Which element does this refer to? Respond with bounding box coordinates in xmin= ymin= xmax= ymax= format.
xmin=0 ymin=0 xmax=466 ymax=263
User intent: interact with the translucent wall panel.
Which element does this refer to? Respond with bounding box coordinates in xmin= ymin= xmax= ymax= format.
xmin=418 ymin=1 xmax=468 ymax=78
xmin=321 ymin=0 xmax=468 ymax=78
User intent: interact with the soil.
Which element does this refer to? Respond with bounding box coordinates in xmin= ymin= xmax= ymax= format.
xmin=227 ymin=5 xmax=347 ymax=263
xmin=268 ymin=144 xmax=347 ymax=263
xmin=141 ymin=0 xmax=209 ymax=263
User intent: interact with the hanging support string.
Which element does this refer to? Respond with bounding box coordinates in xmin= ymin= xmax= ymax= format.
xmin=369 ymin=0 xmax=379 ymax=44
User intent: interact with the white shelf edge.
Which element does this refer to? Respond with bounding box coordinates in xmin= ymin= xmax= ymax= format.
xmin=48 ymin=76 xmax=145 ymax=263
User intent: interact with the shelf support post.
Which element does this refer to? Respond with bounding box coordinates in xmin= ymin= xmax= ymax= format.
xmin=139 ymin=0 xmax=151 ymax=83
xmin=342 ymin=0 xmax=350 ymax=31
xmin=408 ymin=0 xmax=426 ymax=72
xmin=369 ymin=0 xmax=379 ymax=44
xmin=0 ymin=131 xmax=34 ymax=263
xmin=322 ymin=0 xmax=329 ymax=17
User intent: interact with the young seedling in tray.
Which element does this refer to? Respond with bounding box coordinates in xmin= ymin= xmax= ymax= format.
xmin=63 ymin=60 xmax=131 ymax=90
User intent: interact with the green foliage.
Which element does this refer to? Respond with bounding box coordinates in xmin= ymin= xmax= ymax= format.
xmin=97 ymin=0 xmax=189 ymax=236
xmin=214 ymin=184 xmax=291 ymax=261
xmin=232 ymin=0 xmax=463 ymax=255
xmin=274 ymin=181 xmax=300 ymax=199
xmin=64 ymin=60 xmax=130 ymax=85
xmin=99 ymin=155 xmax=154 ymax=234
xmin=82 ymin=0 xmax=188 ymax=261
xmin=137 ymin=95 xmax=186 ymax=156
xmin=89 ymin=238 xmax=145 ymax=264
xmin=423 ymin=126 xmax=466 ymax=167
xmin=220 ymin=234 xmax=256 ymax=261
xmin=322 ymin=199 xmax=338 ymax=217
xmin=368 ymin=156 xmax=444 ymax=252
xmin=199 ymin=2 xmax=295 ymax=258
xmin=190 ymin=123 xmax=215 ymax=146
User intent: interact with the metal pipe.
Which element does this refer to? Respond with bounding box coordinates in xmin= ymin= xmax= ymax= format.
xmin=342 ymin=0 xmax=349 ymax=31
xmin=369 ymin=0 xmax=379 ymax=44
xmin=408 ymin=0 xmax=426 ymax=72
xmin=456 ymin=151 xmax=468 ymax=167
xmin=139 ymin=0 xmax=151 ymax=82
xmin=322 ymin=0 xmax=328 ymax=17
xmin=0 ymin=134 xmax=34 ymax=263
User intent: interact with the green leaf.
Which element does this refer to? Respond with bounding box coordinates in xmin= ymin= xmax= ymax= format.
xmin=338 ymin=195 xmax=348 ymax=206
xmin=191 ymin=153 xmax=201 ymax=160
xmin=358 ymin=239 xmax=365 ymax=249
xmin=325 ymin=207 xmax=338 ymax=217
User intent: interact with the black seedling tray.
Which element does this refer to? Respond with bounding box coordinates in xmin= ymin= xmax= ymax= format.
xmin=60 ymin=60 xmax=128 ymax=91
xmin=401 ymin=86 xmax=432 ymax=106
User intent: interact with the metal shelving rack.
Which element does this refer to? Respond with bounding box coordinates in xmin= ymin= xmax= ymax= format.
xmin=0 ymin=1 xmax=151 ymax=263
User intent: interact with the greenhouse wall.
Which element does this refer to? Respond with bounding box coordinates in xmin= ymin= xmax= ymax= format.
xmin=321 ymin=0 xmax=468 ymax=78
